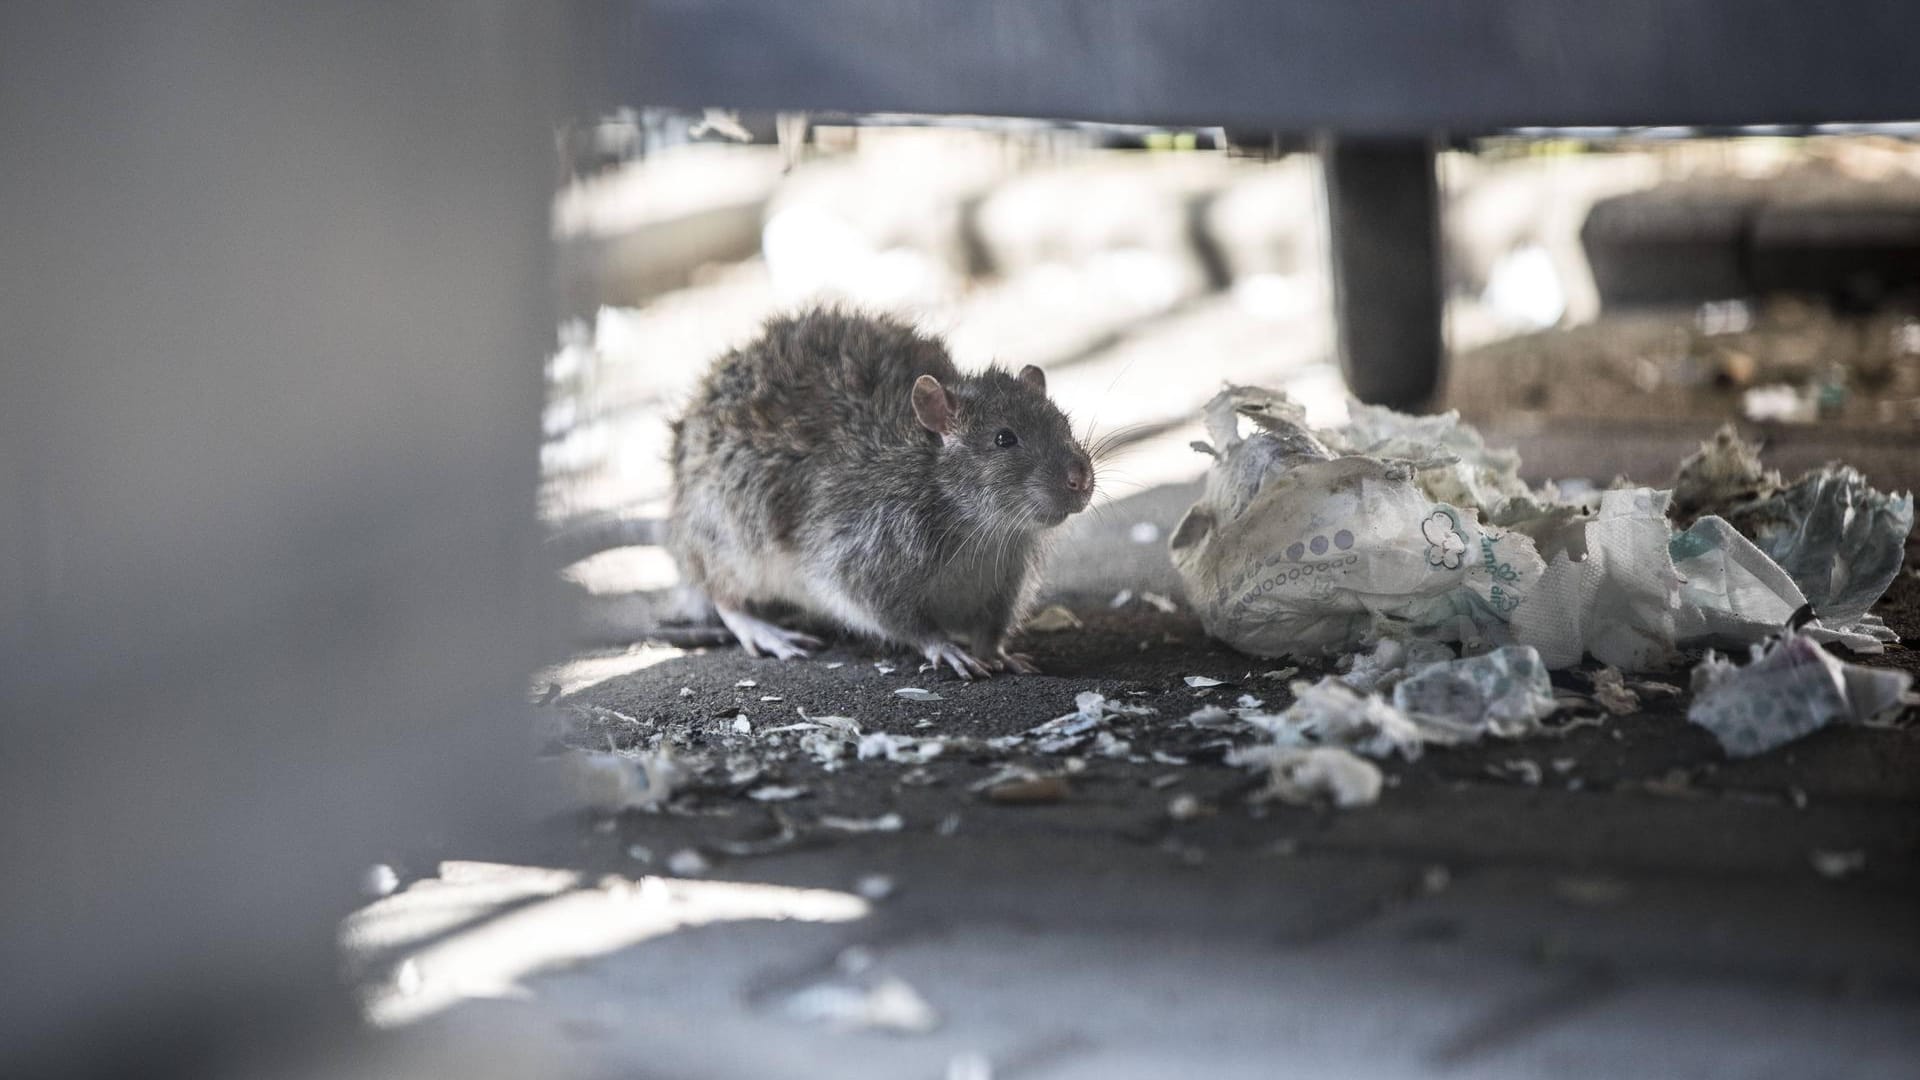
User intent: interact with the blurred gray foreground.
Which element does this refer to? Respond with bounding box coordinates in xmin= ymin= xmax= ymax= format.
xmin=0 ymin=6 xmax=567 ymax=1077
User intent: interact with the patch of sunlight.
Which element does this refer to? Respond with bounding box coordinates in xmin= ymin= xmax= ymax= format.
xmin=536 ymin=645 xmax=686 ymax=697
xmin=341 ymin=860 xmax=870 ymax=1028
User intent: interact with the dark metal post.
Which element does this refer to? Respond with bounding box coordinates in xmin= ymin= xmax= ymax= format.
xmin=1321 ymin=137 xmax=1444 ymax=409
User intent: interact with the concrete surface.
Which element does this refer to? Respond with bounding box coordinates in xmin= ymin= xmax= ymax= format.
xmin=365 ymin=469 xmax=1920 ymax=1079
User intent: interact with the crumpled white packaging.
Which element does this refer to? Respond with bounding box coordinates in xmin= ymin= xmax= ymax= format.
xmin=1171 ymin=387 xmax=1545 ymax=661
xmin=1226 ymin=744 xmax=1383 ymax=807
xmin=1507 ymin=488 xmax=1682 ymax=671
xmin=1669 ymin=514 xmax=1807 ymax=646
xmin=1175 ymin=388 xmax=1908 ymax=674
xmin=1673 ymin=428 xmax=1912 ymax=648
xmin=1688 ymin=633 xmax=1916 ymax=757
xmin=1246 ymin=675 xmax=1428 ymax=760
xmin=1727 ymin=466 xmax=1913 ymax=626
xmin=1391 ymin=645 xmax=1559 ymax=739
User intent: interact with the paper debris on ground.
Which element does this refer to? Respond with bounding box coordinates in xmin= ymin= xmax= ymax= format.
xmin=1688 ymin=632 xmax=1916 ymax=757
xmin=1171 ymin=390 xmax=1912 ymax=672
xmin=544 ymin=749 xmax=683 ymax=813
xmin=782 ymin=974 xmax=939 ymax=1033
xmin=1023 ymin=605 xmax=1083 ymax=632
xmin=819 ymin=812 xmax=905 ymax=833
xmin=748 ymin=785 xmax=809 ymax=802
xmin=1243 ymin=676 xmax=1426 ymax=760
xmin=1390 ymin=645 xmax=1559 ymax=738
xmin=665 ymin=848 xmax=710 ymax=876
xmin=1809 ymin=849 xmax=1867 ymax=879
xmin=1184 ymin=675 xmax=1226 ymax=688
xmin=1227 ymin=745 xmax=1383 ymax=808
xmin=894 ymin=687 xmax=943 ymax=701
xmin=1675 ymin=426 xmax=1912 ymax=650
xmin=1589 ymin=668 xmax=1639 ymax=715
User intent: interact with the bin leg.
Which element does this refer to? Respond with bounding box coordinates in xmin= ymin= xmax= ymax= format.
xmin=1321 ymin=136 xmax=1443 ymax=409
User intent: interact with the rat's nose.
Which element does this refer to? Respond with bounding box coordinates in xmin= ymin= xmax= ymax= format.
xmin=1065 ymin=461 xmax=1092 ymax=495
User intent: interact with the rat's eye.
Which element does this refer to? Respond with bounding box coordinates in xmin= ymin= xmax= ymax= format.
xmin=994 ymin=429 xmax=1019 ymax=448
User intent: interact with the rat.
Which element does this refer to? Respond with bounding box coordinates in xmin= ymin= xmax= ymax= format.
xmin=668 ymin=307 xmax=1095 ymax=678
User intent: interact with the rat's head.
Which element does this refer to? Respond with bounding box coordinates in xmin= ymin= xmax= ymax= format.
xmin=913 ymin=364 xmax=1093 ymax=528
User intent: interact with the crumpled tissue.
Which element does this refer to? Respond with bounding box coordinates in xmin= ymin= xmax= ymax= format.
xmin=1688 ymin=632 xmax=1915 ymax=757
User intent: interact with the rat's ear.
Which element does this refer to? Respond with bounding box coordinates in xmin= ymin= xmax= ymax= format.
xmin=912 ymin=374 xmax=957 ymax=436
xmin=1017 ymin=364 xmax=1046 ymax=395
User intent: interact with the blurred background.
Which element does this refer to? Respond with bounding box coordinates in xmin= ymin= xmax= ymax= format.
xmin=543 ymin=116 xmax=1920 ymax=610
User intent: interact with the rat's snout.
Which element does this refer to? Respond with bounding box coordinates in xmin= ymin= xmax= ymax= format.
xmin=1064 ymin=457 xmax=1094 ymax=507
xmin=1066 ymin=461 xmax=1092 ymax=494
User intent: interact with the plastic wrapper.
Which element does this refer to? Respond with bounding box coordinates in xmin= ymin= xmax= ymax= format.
xmin=1688 ymin=633 xmax=1916 ymax=757
xmin=1226 ymin=745 xmax=1383 ymax=807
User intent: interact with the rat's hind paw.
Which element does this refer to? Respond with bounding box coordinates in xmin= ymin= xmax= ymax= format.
xmin=993 ymin=650 xmax=1042 ymax=675
xmin=715 ymin=605 xmax=821 ymax=660
xmin=923 ymin=640 xmax=993 ymax=681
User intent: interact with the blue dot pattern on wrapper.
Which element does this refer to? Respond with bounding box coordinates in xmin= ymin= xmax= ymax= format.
xmin=1335 ymin=529 xmax=1354 ymax=550
xmin=1286 ymin=542 xmax=1305 ymax=561
xmin=1310 ymin=535 xmax=1328 ymax=555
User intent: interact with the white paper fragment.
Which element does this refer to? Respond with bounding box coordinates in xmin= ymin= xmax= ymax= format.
xmin=735 ymin=679 xmax=758 ymax=688
xmin=857 ymin=732 xmax=944 ymax=764
xmin=545 ymin=749 xmax=682 ymax=813
xmin=1184 ymin=675 xmax=1226 ymax=688
xmin=361 ymin=864 xmax=400 ymax=898
xmin=1247 ymin=677 xmax=1426 ymax=760
xmin=1109 ymin=589 xmax=1134 ymax=609
xmin=1810 ymin=849 xmax=1866 ymax=879
xmin=731 ymin=715 xmax=752 ymax=736
xmin=1023 ymin=605 xmax=1083 ymax=632
xmin=1590 ymin=668 xmax=1640 ymax=715
xmin=1688 ymin=633 xmax=1916 ymax=757
xmin=748 ymin=785 xmax=808 ymax=802
xmin=894 ymin=687 xmax=943 ymax=702
xmin=1340 ymin=639 xmax=1457 ymax=694
xmin=820 ymin=812 xmax=905 ymax=833
xmin=1182 ymin=704 xmax=1239 ymax=729
xmin=665 ymin=848 xmax=710 ymax=876
xmin=1021 ymin=692 xmax=1156 ymax=754
xmin=782 ymin=974 xmax=939 ymax=1033
xmin=1140 ymin=591 xmax=1179 ymax=614
xmin=1228 ymin=745 xmax=1383 ymax=807
xmin=1743 ymin=383 xmax=1817 ymax=424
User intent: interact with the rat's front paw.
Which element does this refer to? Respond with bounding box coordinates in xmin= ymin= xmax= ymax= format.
xmin=993 ymin=650 xmax=1042 ymax=675
xmin=923 ymin=640 xmax=993 ymax=681
xmin=716 ymin=605 xmax=822 ymax=661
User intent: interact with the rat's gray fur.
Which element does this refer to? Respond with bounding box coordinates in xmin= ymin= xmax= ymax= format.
xmin=668 ymin=308 xmax=1093 ymax=677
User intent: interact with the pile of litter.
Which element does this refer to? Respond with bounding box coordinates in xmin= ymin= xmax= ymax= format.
xmin=1171 ymin=387 xmax=1915 ymax=762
